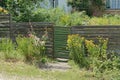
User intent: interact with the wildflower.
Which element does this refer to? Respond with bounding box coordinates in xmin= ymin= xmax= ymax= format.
xmin=0 ymin=7 xmax=8 ymax=14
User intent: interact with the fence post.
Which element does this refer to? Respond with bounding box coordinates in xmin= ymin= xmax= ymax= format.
xmin=52 ymin=26 xmax=55 ymax=59
xmin=9 ymin=14 xmax=13 ymax=39
xmin=70 ymin=26 xmax=73 ymax=34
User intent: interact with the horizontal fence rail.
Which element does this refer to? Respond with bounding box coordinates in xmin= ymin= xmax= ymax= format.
xmin=71 ymin=26 xmax=120 ymax=53
xmin=0 ymin=14 xmax=10 ymax=24
xmin=0 ymin=14 xmax=10 ymax=38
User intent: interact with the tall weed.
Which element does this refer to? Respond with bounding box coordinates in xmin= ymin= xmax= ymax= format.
xmin=67 ymin=34 xmax=120 ymax=72
xmin=67 ymin=34 xmax=89 ymax=68
xmin=0 ymin=38 xmax=24 ymax=61
xmin=16 ymin=36 xmax=46 ymax=62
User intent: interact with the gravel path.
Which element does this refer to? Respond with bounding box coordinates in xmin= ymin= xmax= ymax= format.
xmin=46 ymin=62 xmax=71 ymax=71
xmin=40 ymin=58 xmax=71 ymax=71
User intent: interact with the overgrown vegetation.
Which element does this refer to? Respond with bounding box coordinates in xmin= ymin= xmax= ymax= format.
xmin=16 ymin=36 xmax=46 ymax=63
xmin=14 ymin=8 xmax=120 ymax=26
xmin=67 ymin=34 xmax=120 ymax=73
xmin=15 ymin=8 xmax=90 ymax=26
xmin=0 ymin=1 xmax=120 ymax=79
xmin=1 ymin=5 xmax=120 ymax=26
xmin=0 ymin=7 xmax=8 ymax=14
xmin=0 ymin=0 xmax=43 ymax=21
xmin=0 ymin=34 xmax=47 ymax=64
xmin=67 ymin=0 xmax=104 ymax=16
xmin=88 ymin=15 xmax=120 ymax=25
xmin=0 ymin=60 xmax=120 ymax=80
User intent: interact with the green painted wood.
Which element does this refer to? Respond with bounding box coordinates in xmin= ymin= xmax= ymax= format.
xmin=54 ymin=27 xmax=70 ymax=59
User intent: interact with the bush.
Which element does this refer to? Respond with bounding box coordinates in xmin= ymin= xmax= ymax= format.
xmin=88 ymin=15 xmax=120 ymax=25
xmin=85 ymin=38 xmax=108 ymax=72
xmin=0 ymin=38 xmax=24 ymax=61
xmin=67 ymin=34 xmax=89 ymax=68
xmin=16 ymin=36 xmax=46 ymax=62
xmin=16 ymin=8 xmax=89 ymax=26
xmin=67 ymin=34 xmax=120 ymax=72
xmin=85 ymin=37 xmax=108 ymax=60
xmin=0 ymin=34 xmax=46 ymax=63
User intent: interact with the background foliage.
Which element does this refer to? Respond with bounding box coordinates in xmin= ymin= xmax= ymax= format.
xmin=67 ymin=34 xmax=120 ymax=72
xmin=0 ymin=35 xmax=46 ymax=64
xmin=0 ymin=0 xmax=43 ymax=21
xmin=67 ymin=0 xmax=104 ymax=16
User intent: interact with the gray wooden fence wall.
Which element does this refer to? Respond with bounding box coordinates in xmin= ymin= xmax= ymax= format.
xmin=0 ymin=14 xmax=11 ymax=38
xmin=71 ymin=26 xmax=120 ymax=53
xmin=1 ymin=14 xmax=120 ymax=58
xmin=0 ymin=14 xmax=54 ymax=57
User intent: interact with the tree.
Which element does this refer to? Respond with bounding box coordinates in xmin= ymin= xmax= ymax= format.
xmin=0 ymin=0 xmax=7 ymax=8
xmin=3 ymin=0 xmax=42 ymax=21
xmin=67 ymin=0 xmax=104 ymax=16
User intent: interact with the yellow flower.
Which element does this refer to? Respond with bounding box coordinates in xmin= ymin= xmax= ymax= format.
xmin=3 ymin=10 xmax=8 ymax=14
xmin=0 ymin=7 xmax=8 ymax=14
xmin=0 ymin=7 xmax=3 ymax=12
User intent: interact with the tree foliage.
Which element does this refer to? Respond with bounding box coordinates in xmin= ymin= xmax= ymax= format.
xmin=67 ymin=0 xmax=104 ymax=16
xmin=0 ymin=0 xmax=7 ymax=8
xmin=0 ymin=0 xmax=42 ymax=21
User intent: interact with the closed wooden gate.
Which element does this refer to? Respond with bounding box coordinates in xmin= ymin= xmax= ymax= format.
xmin=54 ymin=27 xmax=70 ymax=59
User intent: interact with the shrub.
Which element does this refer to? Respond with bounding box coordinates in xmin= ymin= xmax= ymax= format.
xmin=69 ymin=11 xmax=89 ymax=26
xmin=16 ymin=36 xmax=35 ymax=61
xmin=0 ymin=38 xmax=24 ymax=61
xmin=67 ymin=0 xmax=104 ymax=16
xmin=67 ymin=34 xmax=89 ymax=68
xmin=16 ymin=35 xmax=46 ymax=62
xmin=0 ymin=38 xmax=14 ymax=53
xmin=85 ymin=37 xmax=108 ymax=60
xmin=67 ymin=34 xmax=120 ymax=72
xmin=0 ymin=35 xmax=46 ymax=63
xmin=16 ymin=8 xmax=89 ymax=26
xmin=85 ymin=38 xmax=108 ymax=72
xmin=88 ymin=15 xmax=120 ymax=25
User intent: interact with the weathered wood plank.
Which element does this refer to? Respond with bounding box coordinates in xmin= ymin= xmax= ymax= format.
xmin=71 ymin=26 xmax=120 ymax=51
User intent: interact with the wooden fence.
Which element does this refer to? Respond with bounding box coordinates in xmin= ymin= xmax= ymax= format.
xmin=71 ymin=26 xmax=120 ymax=53
xmin=0 ymin=14 xmax=54 ymax=57
xmin=1 ymin=14 xmax=120 ymax=58
xmin=0 ymin=14 xmax=11 ymax=38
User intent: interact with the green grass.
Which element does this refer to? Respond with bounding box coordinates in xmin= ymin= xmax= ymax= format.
xmin=0 ymin=60 xmax=120 ymax=80
xmin=0 ymin=60 xmax=41 ymax=76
